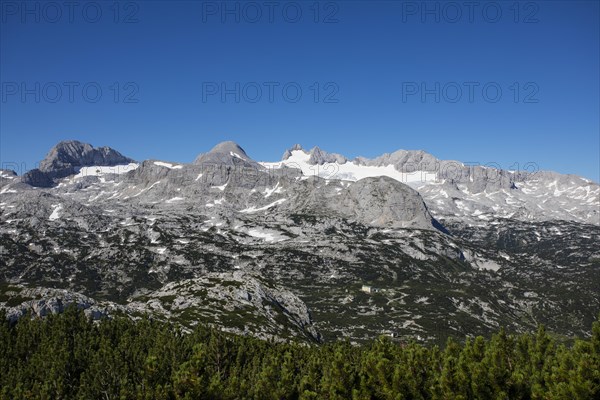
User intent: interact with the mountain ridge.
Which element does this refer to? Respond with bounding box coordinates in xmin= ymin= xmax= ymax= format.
xmin=6 ymin=139 xmax=600 ymax=225
xmin=1 ymin=139 xmax=598 ymax=344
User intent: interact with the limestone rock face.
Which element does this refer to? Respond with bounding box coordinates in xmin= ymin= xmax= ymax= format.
xmin=194 ymin=141 xmax=261 ymax=169
xmin=2 ymin=139 xmax=598 ymax=344
xmin=21 ymin=140 xmax=134 ymax=187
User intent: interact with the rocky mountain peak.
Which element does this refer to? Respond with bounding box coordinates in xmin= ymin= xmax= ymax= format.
xmin=307 ymin=146 xmax=348 ymax=165
xmin=282 ymin=144 xmax=304 ymax=160
xmin=39 ymin=140 xmax=134 ymax=172
xmin=209 ymin=141 xmax=250 ymax=158
xmin=21 ymin=140 xmax=135 ymax=187
xmin=194 ymin=141 xmax=260 ymax=168
xmin=281 ymin=144 xmax=348 ymax=165
xmin=363 ymin=148 xmax=440 ymax=171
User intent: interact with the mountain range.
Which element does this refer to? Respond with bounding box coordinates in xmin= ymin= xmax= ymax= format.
xmin=1 ymin=140 xmax=598 ymax=343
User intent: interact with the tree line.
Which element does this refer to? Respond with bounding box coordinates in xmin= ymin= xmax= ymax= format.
xmin=0 ymin=307 xmax=598 ymax=399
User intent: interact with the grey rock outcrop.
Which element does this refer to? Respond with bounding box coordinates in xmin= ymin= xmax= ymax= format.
xmin=361 ymin=149 xmax=440 ymax=172
xmin=285 ymin=176 xmax=437 ymax=229
xmin=308 ymin=146 xmax=348 ymax=165
xmin=20 ymin=168 xmax=54 ymax=188
xmin=40 ymin=140 xmax=134 ymax=173
xmin=4 ymin=287 xmax=122 ymax=323
xmin=21 ymin=140 xmax=135 ymax=187
xmin=334 ymin=176 xmax=435 ymax=229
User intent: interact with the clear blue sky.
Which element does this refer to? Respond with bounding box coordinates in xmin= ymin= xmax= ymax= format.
xmin=1 ymin=0 xmax=598 ymax=181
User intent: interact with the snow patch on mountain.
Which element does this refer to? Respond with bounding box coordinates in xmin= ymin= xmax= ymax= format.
xmin=240 ymin=199 xmax=287 ymax=213
xmin=246 ymin=227 xmax=288 ymax=242
xmin=154 ymin=161 xmax=183 ymax=169
xmin=48 ymin=204 xmax=63 ymax=221
xmin=71 ymin=163 xmax=139 ymax=179
xmin=261 ymin=149 xmax=437 ymax=188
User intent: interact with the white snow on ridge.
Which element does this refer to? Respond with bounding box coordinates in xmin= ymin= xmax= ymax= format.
xmin=260 ymin=150 xmax=437 ymax=187
xmin=73 ymin=163 xmax=138 ymax=179
xmin=154 ymin=161 xmax=183 ymax=169
xmin=239 ymin=198 xmax=287 ymax=213
xmin=132 ymin=181 xmax=162 ymax=198
xmin=264 ymin=182 xmax=283 ymax=198
xmin=258 ymin=150 xmax=598 ymax=224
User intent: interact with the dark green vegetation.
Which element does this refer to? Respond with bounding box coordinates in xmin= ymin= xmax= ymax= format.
xmin=1 ymin=308 xmax=598 ymax=400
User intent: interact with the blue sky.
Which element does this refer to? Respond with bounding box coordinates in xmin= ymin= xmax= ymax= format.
xmin=1 ymin=0 xmax=599 ymax=181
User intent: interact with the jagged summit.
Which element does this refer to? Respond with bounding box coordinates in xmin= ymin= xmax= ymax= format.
xmin=39 ymin=140 xmax=135 ymax=172
xmin=282 ymin=145 xmax=441 ymax=169
xmin=360 ymin=148 xmax=441 ymax=171
xmin=281 ymin=144 xmax=347 ymax=165
xmin=307 ymin=146 xmax=348 ymax=165
xmin=282 ymin=144 xmax=303 ymax=160
xmin=21 ymin=140 xmax=135 ymax=187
